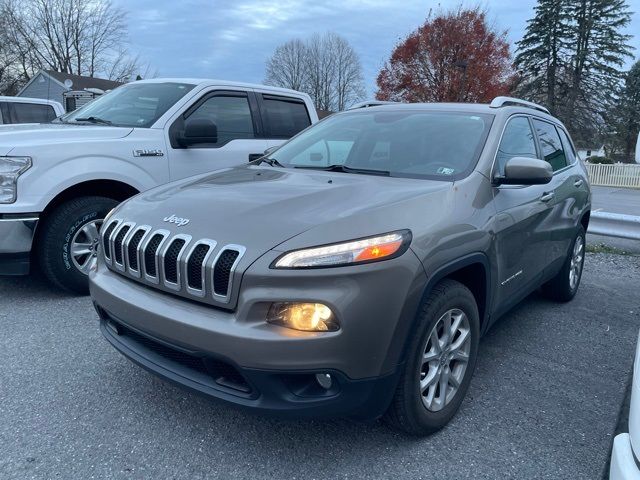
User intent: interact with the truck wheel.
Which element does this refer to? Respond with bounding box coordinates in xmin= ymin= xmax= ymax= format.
xmin=38 ymin=196 xmax=118 ymax=294
xmin=384 ymin=279 xmax=480 ymax=436
xmin=541 ymin=226 xmax=586 ymax=302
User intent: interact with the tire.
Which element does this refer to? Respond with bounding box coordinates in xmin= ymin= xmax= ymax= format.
xmin=37 ymin=196 xmax=118 ymax=294
xmin=541 ymin=225 xmax=586 ymax=302
xmin=384 ymin=279 xmax=480 ymax=436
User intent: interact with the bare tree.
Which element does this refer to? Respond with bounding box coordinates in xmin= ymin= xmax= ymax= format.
xmin=264 ymin=32 xmax=365 ymax=111
xmin=265 ymin=39 xmax=307 ymax=91
xmin=0 ymin=0 xmax=148 ymax=89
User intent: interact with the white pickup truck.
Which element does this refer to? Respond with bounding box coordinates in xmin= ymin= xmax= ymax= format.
xmin=0 ymin=78 xmax=318 ymax=293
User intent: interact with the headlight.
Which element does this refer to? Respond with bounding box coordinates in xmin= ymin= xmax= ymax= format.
xmin=0 ymin=156 xmax=32 ymax=204
xmin=273 ymin=230 xmax=411 ymax=268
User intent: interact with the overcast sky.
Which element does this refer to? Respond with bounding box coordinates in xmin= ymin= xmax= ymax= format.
xmin=116 ymin=0 xmax=640 ymax=96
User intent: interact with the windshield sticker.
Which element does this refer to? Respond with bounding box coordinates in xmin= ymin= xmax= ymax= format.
xmin=437 ymin=167 xmax=455 ymax=175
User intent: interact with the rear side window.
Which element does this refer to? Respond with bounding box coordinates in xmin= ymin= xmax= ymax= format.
xmin=186 ymin=94 xmax=255 ymax=146
xmin=9 ymin=102 xmax=57 ymax=123
xmin=496 ymin=116 xmax=537 ymax=175
xmin=261 ymin=95 xmax=311 ymax=138
xmin=557 ymin=128 xmax=577 ymax=164
xmin=532 ymin=119 xmax=567 ymax=171
xmin=0 ymin=102 xmax=7 ymax=124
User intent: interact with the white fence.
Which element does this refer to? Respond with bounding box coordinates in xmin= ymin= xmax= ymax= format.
xmin=586 ymin=163 xmax=640 ymax=189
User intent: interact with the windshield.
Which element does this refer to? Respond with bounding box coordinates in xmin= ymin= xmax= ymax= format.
xmin=270 ymin=110 xmax=493 ymax=180
xmin=60 ymin=82 xmax=195 ymax=128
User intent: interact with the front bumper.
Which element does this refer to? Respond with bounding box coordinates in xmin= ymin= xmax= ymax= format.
xmin=98 ymin=310 xmax=400 ymax=419
xmin=610 ymin=433 xmax=640 ymax=480
xmin=90 ymin=249 xmax=427 ymax=418
xmin=0 ymin=214 xmax=39 ymax=275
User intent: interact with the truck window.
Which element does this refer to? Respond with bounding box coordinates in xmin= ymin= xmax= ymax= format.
xmin=261 ymin=95 xmax=311 ymax=138
xmin=532 ymin=119 xmax=567 ymax=171
xmin=9 ymin=102 xmax=57 ymax=123
xmin=185 ymin=94 xmax=255 ymax=146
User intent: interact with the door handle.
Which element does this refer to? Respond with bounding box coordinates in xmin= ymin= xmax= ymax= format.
xmin=574 ymin=179 xmax=583 ymax=187
xmin=540 ymin=192 xmax=555 ymax=203
xmin=248 ymin=153 xmax=263 ymax=162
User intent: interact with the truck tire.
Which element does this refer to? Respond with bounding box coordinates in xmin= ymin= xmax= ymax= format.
xmin=384 ymin=279 xmax=480 ymax=436
xmin=541 ymin=225 xmax=586 ymax=302
xmin=37 ymin=196 xmax=118 ymax=294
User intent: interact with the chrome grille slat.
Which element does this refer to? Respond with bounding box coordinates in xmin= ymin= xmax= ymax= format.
xmin=101 ymin=220 xmax=245 ymax=306
xmin=159 ymin=234 xmax=191 ymax=291
xmin=184 ymin=240 xmax=217 ymax=298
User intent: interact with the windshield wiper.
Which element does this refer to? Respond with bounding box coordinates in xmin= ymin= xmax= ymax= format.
xmin=254 ymin=156 xmax=285 ymax=167
xmin=294 ymin=164 xmax=390 ymax=176
xmin=74 ymin=116 xmax=113 ymax=126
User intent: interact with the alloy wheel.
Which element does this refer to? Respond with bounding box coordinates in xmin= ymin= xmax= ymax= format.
xmin=569 ymin=235 xmax=584 ymax=290
xmin=419 ymin=308 xmax=471 ymax=412
xmin=70 ymin=219 xmax=103 ymax=275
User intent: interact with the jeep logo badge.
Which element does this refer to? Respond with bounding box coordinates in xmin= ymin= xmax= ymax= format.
xmin=163 ymin=214 xmax=190 ymax=227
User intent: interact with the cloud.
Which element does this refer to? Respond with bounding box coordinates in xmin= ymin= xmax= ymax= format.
xmin=117 ymin=0 xmax=640 ymax=96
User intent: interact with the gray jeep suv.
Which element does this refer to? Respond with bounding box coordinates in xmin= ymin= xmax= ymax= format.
xmin=89 ymin=97 xmax=591 ymax=435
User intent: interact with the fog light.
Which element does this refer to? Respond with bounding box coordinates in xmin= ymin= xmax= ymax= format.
xmin=267 ymin=302 xmax=339 ymax=332
xmin=315 ymin=373 xmax=333 ymax=389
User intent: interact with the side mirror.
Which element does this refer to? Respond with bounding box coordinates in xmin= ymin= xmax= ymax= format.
xmin=495 ymin=157 xmax=553 ymax=185
xmin=178 ymin=119 xmax=218 ymax=147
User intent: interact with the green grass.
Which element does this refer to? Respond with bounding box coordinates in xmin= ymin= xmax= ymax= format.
xmin=586 ymin=242 xmax=636 ymax=255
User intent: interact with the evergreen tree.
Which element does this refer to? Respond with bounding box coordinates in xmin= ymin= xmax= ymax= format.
xmin=514 ymin=0 xmax=633 ymax=145
xmin=564 ymin=0 xmax=633 ymax=143
xmin=514 ymin=0 xmax=571 ymax=116
xmin=617 ymin=61 xmax=640 ymax=161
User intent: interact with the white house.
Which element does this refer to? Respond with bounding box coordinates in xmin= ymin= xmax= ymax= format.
xmin=576 ymin=145 xmax=606 ymax=161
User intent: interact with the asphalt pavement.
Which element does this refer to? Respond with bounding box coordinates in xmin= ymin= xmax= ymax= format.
xmin=1 ymin=253 xmax=639 ymax=480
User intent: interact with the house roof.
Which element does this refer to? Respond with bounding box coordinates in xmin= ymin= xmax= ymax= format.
xmin=44 ymin=70 xmax=123 ymax=91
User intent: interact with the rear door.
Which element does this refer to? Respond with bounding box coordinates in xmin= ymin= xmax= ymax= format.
xmin=257 ymin=93 xmax=313 ymax=152
xmin=166 ymin=89 xmax=268 ymax=180
xmin=492 ymin=115 xmax=554 ymax=308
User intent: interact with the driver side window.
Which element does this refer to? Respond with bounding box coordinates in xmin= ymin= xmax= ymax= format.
xmin=180 ymin=93 xmax=255 ymax=147
xmin=496 ymin=117 xmax=537 ymax=175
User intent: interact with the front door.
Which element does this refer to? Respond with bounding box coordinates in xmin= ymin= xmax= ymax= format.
xmin=492 ymin=115 xmax=554 ymax=309
xmin=166 ymin=89 xmax=267 ymax=181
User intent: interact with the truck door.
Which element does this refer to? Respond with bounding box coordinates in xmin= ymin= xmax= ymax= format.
xmin=166 ymin=89 xmax=267 ymax=180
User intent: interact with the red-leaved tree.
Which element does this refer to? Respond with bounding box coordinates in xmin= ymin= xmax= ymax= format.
xmin=376 ymin=7 xmax=514 ymax=103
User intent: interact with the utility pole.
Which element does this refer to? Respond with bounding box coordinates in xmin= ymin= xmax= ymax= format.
xmin=455 ymin=60 xmax=468 ymax=102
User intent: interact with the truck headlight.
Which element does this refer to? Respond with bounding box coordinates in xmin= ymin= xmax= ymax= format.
xmin=272 ymin=230 xmax=411 ymax=268
xmin=0 ymin=156 xmax=32 ymax=204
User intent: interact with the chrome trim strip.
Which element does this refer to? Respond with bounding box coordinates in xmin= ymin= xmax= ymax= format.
xmin=184 ymin=239 xmax=217 ymax=298
xmin=124 ymin=225 xmax=151 ymax=279
xmin=211 ymin=244 xmax=246 ymax=303
xmin=141 ymin=229 xmax=170 ymax=285
xmin=102 ymin=218 xmax=122 ymax=266
xmin=113 ymin=222 xmax=135 ymax=272
xmin=0 ymin=217 xmax=39 ymax=222
xmin=159 ymin=233 xmax=192 ymax=291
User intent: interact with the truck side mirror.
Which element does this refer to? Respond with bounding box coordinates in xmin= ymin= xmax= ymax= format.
xmin=178 ymin=119 xmax=218 ymax=147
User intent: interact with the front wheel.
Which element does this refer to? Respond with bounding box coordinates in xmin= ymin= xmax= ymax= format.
xmin=384 ymin=279 xmax=480 ymax=436
xmin=37 ymin=196 xmax=118 ymax=294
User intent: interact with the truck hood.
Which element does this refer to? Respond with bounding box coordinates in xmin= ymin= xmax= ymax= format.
xmin=0 ymin=123 xmax=133 ymax=151
xmin=113 ymin=165 xmax=452 ymax=261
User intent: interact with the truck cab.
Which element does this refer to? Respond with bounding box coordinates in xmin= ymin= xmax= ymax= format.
xmin=0 ymin=79 xmax=318 ymax=293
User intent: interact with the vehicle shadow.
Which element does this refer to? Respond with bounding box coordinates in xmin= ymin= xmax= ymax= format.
xmin=0 ymin=271 xmax=77 ymax=300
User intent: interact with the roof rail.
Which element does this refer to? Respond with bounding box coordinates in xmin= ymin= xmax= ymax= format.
xmin=349 ymin=100 xmax=400 ymax=110
xmin=489 ymin=96 xmax=550 ymax=114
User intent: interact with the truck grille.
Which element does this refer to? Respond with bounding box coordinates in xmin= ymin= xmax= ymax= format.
xmin=101 ymin=219 xmax=245 ymax=305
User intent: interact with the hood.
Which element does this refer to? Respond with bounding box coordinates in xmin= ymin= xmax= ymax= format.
xmin=113 ymin=165 xmax=452 ymax=262
xmin=0 ymin=123 xmax=133 ymax=151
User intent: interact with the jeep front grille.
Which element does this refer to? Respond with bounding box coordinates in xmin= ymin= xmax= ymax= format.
xmin=101 ymin=219 xmax=245 ymax=305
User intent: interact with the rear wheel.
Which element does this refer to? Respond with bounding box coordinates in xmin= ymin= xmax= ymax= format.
xmin=384 ymin=279 xmax=480 ymax=436
xmin=37 ymin=196 xmax=117 ymax=294
xmin=542 ymin=226 xmax=585 ymax=302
